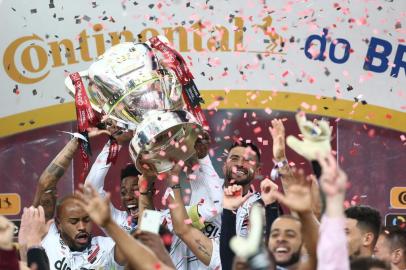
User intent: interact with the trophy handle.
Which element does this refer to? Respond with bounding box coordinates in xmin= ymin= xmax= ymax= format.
xmin=64 ymin=70 xmax=89 ymax=95
xmin=64 ymin=69 xmax=101 ymax=114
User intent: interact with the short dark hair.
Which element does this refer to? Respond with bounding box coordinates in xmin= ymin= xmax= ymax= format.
xmin=345 ymin=205 xmax=382 ymax=247
xmin=350 ymin=257 xmax=390 ymax=270
xmin=56 ymin=194 xmax=82 ymax=219
xmin=228 ymin=140 xmax=261 ymax=162
xmin=120 ymin=163 xmax=141 ymax=181
xmin=380 ymin=226 xmax=406 ymax=262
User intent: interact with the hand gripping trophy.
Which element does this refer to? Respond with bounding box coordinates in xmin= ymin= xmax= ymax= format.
xmin=65 ymin=36 xmax=207 ymax=174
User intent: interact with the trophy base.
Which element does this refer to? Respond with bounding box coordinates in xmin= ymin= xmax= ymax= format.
xmin=129 ymin=110 xmax=203 ymax=173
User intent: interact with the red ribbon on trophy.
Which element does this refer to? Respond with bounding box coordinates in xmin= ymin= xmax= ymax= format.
xmin=149 ymin=36 xmax=209 ymax=129
xmin=70 ymin=72 xmax=119 ymax=179
xmin=70 ymin=72 xmax=95 ymax=178
xmin=107 ymin=137 xmax=119 ymax=165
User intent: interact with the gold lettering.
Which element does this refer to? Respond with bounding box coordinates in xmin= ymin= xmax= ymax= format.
xmin=21 ymin=44 xmax=48 ymax=72
xmin=110 ymin=29 xmax=134 ymax=46
xmin=78 ymin=30 xmax=93 ymax=62
xmin=48 ymin=39 xmax=79 ymax=67
xmin=191 ymin=22 xmax=204 ymax=52
xmin=3 ymin=34 xmax=50 ymax=84
xmin=137 ymin=28 xmax=159 ymax=43
xmin=207 ymin=26 xmax=231 ymax=52
xmin=234 ymin=17 xmax=244 ymax=51
xmin=163 ymin=26 xmax=189 ymax=52
xmin=93 ymin=24 xmax=106 ymax=56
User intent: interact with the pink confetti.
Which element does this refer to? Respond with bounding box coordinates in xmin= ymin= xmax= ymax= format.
xmin=178 ymin=160 xmax=185 ymax=167
xmin=184 ymin=218 xmax=193 ymax=225
xmin=301 ymin=102 xmax=310 ymax=110
xmin=265 ymin=108 xmax=272 ymax=115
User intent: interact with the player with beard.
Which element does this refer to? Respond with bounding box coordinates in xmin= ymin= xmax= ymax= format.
xmin=374 ymin=226 xmax=406 ymax=270
xmin=222 ymin=141 xmax=263 ymax=237
xmin=344 ymin=205 xmax=381 ymax=260
xmin=268 ymin=215 xmax=303 ymax=269
xmin=264 ymin=118 xmax=321 ymax=270
xmin=31 ymin=128 xmax=131 ymax=269
xmin=220 ymin=140 xmax=282 ymax=270
xmin=266 ymin=168 xmax=319 ymax=270
xmin=40 ymin=194 xmax=126 ymax=269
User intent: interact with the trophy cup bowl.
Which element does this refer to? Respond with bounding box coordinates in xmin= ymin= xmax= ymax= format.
xmin=65 ymin=37 xmax=203 ymax=173
xmin=129 ymin=110 xmax=202 ymax=173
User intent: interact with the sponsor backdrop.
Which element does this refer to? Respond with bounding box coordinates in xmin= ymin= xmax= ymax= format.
xmin=0 ymin=0 xmax=405 ymax=228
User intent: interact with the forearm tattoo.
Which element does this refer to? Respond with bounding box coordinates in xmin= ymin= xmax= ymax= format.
xmin=195 ymin=239 xmax=211 ymax=259
xmin=47 ymin=163 xmax=65 ymax=178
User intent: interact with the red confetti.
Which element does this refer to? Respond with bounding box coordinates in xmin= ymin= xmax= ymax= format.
xmin=253 ymin=127 xmax=262 ymax=134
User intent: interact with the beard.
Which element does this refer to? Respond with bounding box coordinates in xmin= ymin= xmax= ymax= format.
xmin=349 ymin=247 xmax=361 ymax=261
xmin=60 ymin=230 xmax=91 ymax=252
xmin=276 ymin=249 xmax=301 ymax=268
xmin=225 ymin=166 xmax=255 ymax=187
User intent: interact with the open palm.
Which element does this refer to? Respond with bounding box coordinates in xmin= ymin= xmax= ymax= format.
xmin=272 ymin=183 xmax=312 ymax=214
xmin=76 ymin=184 xmax=111 ymax=227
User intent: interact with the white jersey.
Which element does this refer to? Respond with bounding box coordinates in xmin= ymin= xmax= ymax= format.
xmin=42 ymin=223 xmax=123 ymax=270
xmin=85 ymin=143 xmax=134 ymax=233
xmin=87 ymin=143 xmax=223 ymax=269
xmin=163 ymin=155 xmax=224 ymax=270
xmin=236 ymin=192 xmax=262 ymax=237
xmin=157 ymin=155 xmax=222 ymax=269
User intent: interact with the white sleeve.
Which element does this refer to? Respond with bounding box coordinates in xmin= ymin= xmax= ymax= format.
xmin=85 ymin=142 xmax=120 ymax=197
xmin=41 ymin=222 xmax=59 ymax=247
xmin=189 ymin=155 xmax=224 ymax=221
xmin=208 ymin=238 xmax=221 ymax=270
xmin=98 ymin=237 xmax=125 ymax=268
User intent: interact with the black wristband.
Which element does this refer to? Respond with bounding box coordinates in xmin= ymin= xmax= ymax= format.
xmin=140 ymin=190 xmax=153 ymax=195
xmin=171 ymin=184 xmax=181 ymax=189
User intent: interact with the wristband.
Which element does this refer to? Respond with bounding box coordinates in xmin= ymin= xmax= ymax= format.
xmin=171 ymin=184 xmax=181 ymax=189
xmin=270 ymin=159 xmax=289 ymax=181
xmin=27 ymin=245 xmax=45 ymax=251
xmin=140 ymin=190 xmax=153 ymax=195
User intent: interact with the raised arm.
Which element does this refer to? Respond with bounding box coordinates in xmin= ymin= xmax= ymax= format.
xmin=165 ymin=165 xmax=217 ymax=267
xmin=33 ymin=138 xmax=79 ymax=220
xmin=316 ymin=153 xmax=350 ymax=270
xmin=271 ymin=169 xmax=319 ymax=270
xmin=76 ymin=184 xmax=173 ymax=270
xmin=269 ymin=118 xmax=322 ymax=219
xmin=85 ymin=124 xmax=133 ymax=194
xmin=189 ymin=131 xmax=224 ymax=225
xmin=84 ymin=142 xmax=112 ymax=196
xmin=137 ymin=173 xmax=156 ymax=227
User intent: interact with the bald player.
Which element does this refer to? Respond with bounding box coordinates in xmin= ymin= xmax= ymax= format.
xmin=32 ymin=136 xmax=126 ymax=269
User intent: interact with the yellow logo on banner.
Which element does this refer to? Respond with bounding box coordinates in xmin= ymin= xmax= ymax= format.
xmin=390 ymin=187 xmax=406 ymax=209
xmin=3 ymin=16 xmax=283 ymax=84
xmin=0 ymin=193 xmax=21 ymax=215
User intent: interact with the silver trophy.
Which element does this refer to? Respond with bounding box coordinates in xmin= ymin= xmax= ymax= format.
xmin=65 ymin=36 xmax=203 ymax=173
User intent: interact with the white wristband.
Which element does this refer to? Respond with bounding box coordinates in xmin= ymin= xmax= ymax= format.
xmin=270 ymin=159 xmax=288 ymax=181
